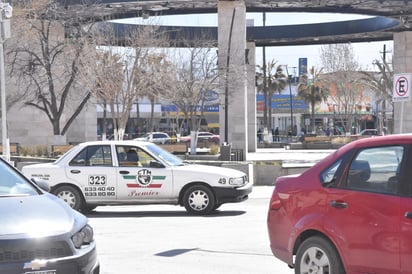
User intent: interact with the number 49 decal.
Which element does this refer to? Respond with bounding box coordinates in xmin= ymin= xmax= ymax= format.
xmin=88 ymin=175 xmax=107 ymax=186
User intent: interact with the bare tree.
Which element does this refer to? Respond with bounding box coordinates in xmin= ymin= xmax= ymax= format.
xmin=7 ymin=2 xmax=94 ymax=138
xmin=143 ymin=54 xmax=174 ymax=133
xmin=320 ymin=43 xmax=360 ymax=73
xmin=79 ymin=49 xmax=124 ymax=140
xmin=320 ymin=43 xmax=363 ymax=134
xmin=164 ymin=43 xmax=218 ymax=154
xmin=324 ymin=71 xmax=365 ymax=134
xmin=79 ymin=22 xmax=169 ymax=140
xmin=359 ymin=58 xmax=394 ymax=134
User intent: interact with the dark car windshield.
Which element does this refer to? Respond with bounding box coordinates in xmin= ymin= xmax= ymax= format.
xmin=0 ymin=160 xmax=38 ymax=196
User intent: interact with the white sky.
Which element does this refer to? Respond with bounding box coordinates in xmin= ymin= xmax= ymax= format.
xmin=117 ymin=12 xmax=394 ymax=72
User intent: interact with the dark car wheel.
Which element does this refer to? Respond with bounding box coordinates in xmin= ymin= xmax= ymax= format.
xmin=213 ymin=203 xmax=222 ymax=210
xmin=183 ymin=185 xmax=215 ymax=215
xmin=295 ymin=236 xmax=345 ymax=274
xmin=53 ymin=185 xmax=83 ymax=211
xmin=82 ymin=205 xmax=97 ymax=213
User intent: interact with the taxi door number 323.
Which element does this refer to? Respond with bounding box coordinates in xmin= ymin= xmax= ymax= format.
xmin=88 ymin=175 xmax=107 ymax=185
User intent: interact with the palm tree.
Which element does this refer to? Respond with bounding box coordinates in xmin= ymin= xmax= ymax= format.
xmin=359 ymin=59 xmax=393 ymax=134
xmin=257 ymin=60 xmax=287 ymax=131
xmin=298 ymin=66 xmax=328 ymax=133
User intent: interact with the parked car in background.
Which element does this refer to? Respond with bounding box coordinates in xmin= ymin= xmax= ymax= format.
xmin=134 ymin=132 xmax=171 ymax=144
xmin=358 ymin=128 xmax=379 ymax=136
xmin=22 ymin=141 xmax=252 ymax=215
xmin=179 ymin=131 xmax=220 ymax=144
xmin=0 ymin=158 xmax=99 ymax=274
xmin=267 ymin=134 xmax=412 ymax=273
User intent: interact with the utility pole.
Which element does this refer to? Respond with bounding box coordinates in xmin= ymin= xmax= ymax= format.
xmin=0 ymin=2 xmax=12 ymax=162
xmin=380 ymin=44 xmax=391 ymax=134
xmin=262 ymin=12 xmax=267 ymax=129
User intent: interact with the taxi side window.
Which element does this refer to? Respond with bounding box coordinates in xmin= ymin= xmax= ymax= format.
xmin=116 ymin=146 xmax=157 ymax=168
xmin=345 ymin=146 xmax=404 ymax=195
xmin=137 ymin=149 xmax=157 ymax=168
xmin=117 ymin=146 xmax=140 ymax=167
xmin=70 ymin=145 xmax=112 ymax=166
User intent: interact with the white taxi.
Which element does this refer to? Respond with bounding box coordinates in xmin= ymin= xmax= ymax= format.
xmin=22 ymin=141 xmax=252 ymax=215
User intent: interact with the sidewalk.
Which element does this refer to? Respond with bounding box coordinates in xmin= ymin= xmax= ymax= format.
xmin=247 ymin=148 xmax=334 ymax=162
xmin=249 ymin=185 xmax=274 ymax=199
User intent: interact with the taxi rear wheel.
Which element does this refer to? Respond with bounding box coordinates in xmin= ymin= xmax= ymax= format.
xmin=183 ymin=185 xmax=215 ymax=215
xmin=53 ymin=185 xmax=83 ymax=211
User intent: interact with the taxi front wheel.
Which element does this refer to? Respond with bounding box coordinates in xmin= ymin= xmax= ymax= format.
xmin=53 ymin=185 xmax=83 ymax=211
xmin=183 ymin=185 xmax=215 ymax=215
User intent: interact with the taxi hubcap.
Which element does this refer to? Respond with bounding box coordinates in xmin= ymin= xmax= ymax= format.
xmin=57 ymin=191 xmax=76 ymax=208
xmin=300 ymin=247 xmax=330 ymax=274
xmin=188 ymin=190 xmax=209 ymax=211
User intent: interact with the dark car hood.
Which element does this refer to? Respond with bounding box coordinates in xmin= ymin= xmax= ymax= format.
xmin=0 ymin=193 xmax=86 ymax=239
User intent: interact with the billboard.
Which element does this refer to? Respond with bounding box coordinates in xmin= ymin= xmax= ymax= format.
xmin=298 ymin=58 xmax=307 ymax=76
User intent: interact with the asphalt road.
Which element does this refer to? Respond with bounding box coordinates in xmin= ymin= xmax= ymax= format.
xmin=86 ymin=186 xmax=294 ymax=274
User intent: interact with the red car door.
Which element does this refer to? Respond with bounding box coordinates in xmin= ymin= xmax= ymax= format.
xmin=399 ymin=149 xmax=412 ymax=273
xmin=325 ymin=146 xmax=404 ymax=273
xmin=399 ymin=196 xmax=412 ymax=273
xmin=326 ymin=190 xmax=400 ymax=273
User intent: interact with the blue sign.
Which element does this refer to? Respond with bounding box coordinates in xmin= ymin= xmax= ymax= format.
xmin=256 ymin=94 xmax=308 ymax=109
xmin=299 ymin=58 xmax=307 ymax=76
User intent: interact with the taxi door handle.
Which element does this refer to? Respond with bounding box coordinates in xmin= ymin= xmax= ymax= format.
xmin=70 ymin=170 xmax=81 ymax=174
xmin=119 ymin=170 xmax=130 ymax=174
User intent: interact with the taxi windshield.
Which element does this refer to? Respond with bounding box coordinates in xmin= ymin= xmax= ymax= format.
xmin=0 ymin=160 xmax=38 ymax=197
xmin=145 ymin=143 xmax=184 ymax=166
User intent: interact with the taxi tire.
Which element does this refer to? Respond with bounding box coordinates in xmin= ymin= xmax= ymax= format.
xmin=295 ymin=236 xmax=345 ymax=274
xmin=183 ymin=185 xmax=215 ymax=215
xmin=53 ymin=185 xmax=83 ymax=211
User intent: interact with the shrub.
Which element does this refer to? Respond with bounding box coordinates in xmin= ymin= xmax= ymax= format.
xmin=209 ymin=144 xmax=219 ymax=155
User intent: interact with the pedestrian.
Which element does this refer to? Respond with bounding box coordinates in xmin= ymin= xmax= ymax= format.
xmin=273 ymin=127 xmax=279 ymax=142
xmin=257 ymin=128 xmax=263 ymax=143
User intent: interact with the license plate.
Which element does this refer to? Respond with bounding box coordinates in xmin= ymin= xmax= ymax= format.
xmin=23 ymin=271 xmax=56 ymax=274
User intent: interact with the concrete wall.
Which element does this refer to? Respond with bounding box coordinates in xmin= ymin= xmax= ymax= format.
xmin=182 ymin=159 xmax=308 ymax=186
xmin=218 ymin=0 xmax=248 ymax=153
xmin=393 ymin=31 xmax=412 ymax=134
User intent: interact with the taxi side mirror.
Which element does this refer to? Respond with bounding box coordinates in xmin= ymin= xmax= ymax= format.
xmin=150 ymin=161 xmax=164 ymax=168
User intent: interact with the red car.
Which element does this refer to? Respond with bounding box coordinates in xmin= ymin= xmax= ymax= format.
xmin=267 ymin=134 xmax=412 ymax=274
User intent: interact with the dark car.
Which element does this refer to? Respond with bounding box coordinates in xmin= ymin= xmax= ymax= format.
xmin=0 ymin=158 xmax=99 ymax=274
xmin=267 ymin=134 xmax=412 ymax=273
xmin=358 ymin=128 xmax=379 ymax=136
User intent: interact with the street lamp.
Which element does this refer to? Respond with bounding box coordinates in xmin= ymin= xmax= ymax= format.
xmin=332 ymin=103 xmax=337 ymax=135
xmin=284 ymin=65 xmax=294 ymax=138
xmin=0 ymin=2 xmax=12 ymax=162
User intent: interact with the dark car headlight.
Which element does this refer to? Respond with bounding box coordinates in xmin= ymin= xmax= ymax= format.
xmin=72 ymin=224 xmax=94 ymax=249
